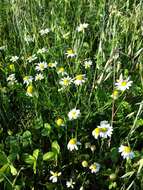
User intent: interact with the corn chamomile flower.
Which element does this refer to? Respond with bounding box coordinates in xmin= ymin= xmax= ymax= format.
xmin=7 ymin=74 xmax=17 ymax=85
xmin=27 ymin=54 xmax=38 ymax=63
xmin=73 ymin=74 xmax=86 ymax=86
xmin=67 ymin=138 xmax=81 ymax=151
xmin=57 ymin=67 xmax=67 ymax=76
xmin=66 ymin=179 xmax=75 ymax=189
xmin=82 ymin=160 xmax=88 ymax=168
xmin=115 ymin=74 xmax=133 ymax=91
xmin=23 ymin=76 xmax=33 ymax=86
xmin=39 ymin=28 xmax=50 ymax=36
xmin=48 ymin=61 xmax=57 ymax=68
xmin=59 ymin=76 xmax=72 ymax=87
xmin=68 ymin=108 xmax=81 ymax=120
xmin=35 ymin=61 xmax=47 ymax=72
xmin=49 ymin=171 xmax=61 ymax=183
xmin=24 ymin=35 xmax=34 ymax=43
xmin=92 ymin=121 xmax=113 ymax=139
xmin=35 ymin=73 xmax=44 ymax=81
xmin=26 ymin=85 xmax=34 ymax=97
xmin=55 ymin=118 xmax=65 ymax=127
xmin=10 ymin=56 xmax=19 ymax=62
xmin=37 ymin=47 xmax=48 ymax=54
xmin=84 ymin=59 xmax=92 ymax=69
xmin=77 ymin=23 xmax=89 ymax=32
xmin=119 ymin=145 xmax=135 ymax=159
xmin=65 ymin=49 xmax=76 ymax=58
xmin=111 ymin=89 xmax=119 ymax=100
xmin=89 ymin=163 xmax=100 ymax=173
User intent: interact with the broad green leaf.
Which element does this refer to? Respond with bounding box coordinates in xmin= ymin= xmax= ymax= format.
xmin=52 ymin=141 xmax=60 ymax=155
xmin=43 ymin=152 xmax=55 ymax=161
xmin=24 ymin=154 xmax=35 ymax=165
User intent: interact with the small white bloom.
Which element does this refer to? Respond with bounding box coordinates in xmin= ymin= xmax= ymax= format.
xmin=77 ymin=23 xmax=88 ymax=32
xmin=23 ymin=76 xmax=33 ymax=86
xmin=0 ymin=46 xmax=6 ymax=50
xmin=66 ymin=179 xmax=75 ymax=189
xmin=37 ymin=47 xmax=48 ymax=54
xmin=57 ymin=67 xmax=67 ymax=76
xmin=35 ymin=61 xmax=47 ymax=72
xmin=68 ymin=108 xmax=80 ymax=120
xmin=7 ymin=74 xmax=17 ymax=85
xmin=84 ymin=60 xmax=92 ymax=69
xmin=24 ymin=35 xmax=34 ymax=43
xmin=111 ymin=90 xmax=119 ymax=100
xmin=59 ymin=76 xmax=72 ymax=87
xmin=65 ymin=49 xmax=76 ymax=58
xmin=49 ymin=171 xmax=61 ymax=183
xmin=35 ymin=73 xmax=44 ymax=81
xmin=115 ymin=74 xmax=133 ymax=91
xmin=48 ymin=61 xmax=57 ymax=68
xmin=10 ymin=56 xmax=19 ymax=62
xmin=73 ymin=74 xmax=86 ymax=86
xmin=119 ymin=145 xmax=134 ymax=159
xmin=27 ymin=54 xmax=38 ymax=63
xmin=67 ymin=138 xmax=80 ymax=151
xmin=39 ymin=28 xmax=50 ymax=36
xmin=89 ymin=163 xmax=100 ymax=173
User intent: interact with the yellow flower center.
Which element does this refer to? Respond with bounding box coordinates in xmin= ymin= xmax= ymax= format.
xmin=67 ymin=49 xmax=74 ymax=55
xmin=91 ymin=164 xmax=96 ymax=170
xmin=121 ymin=81 xmax=127 ymax=86
xmin=58 ymin=67 xmax=64 ymax=72
xmin=100 ymin=127 xmax=108 ymax=132
xmin=69 ymin=138 xmax=76 ymax=145
xmin=9 ymin=64 xmax=15 ymax=71
xmin=113 ymin=90 xmax=118 ymax=96
xmin=53 ymin=172 xmax=59 ymax=177
xmin=75 ymin=75 xmax=83 ymax=81
xmin=94 ymin=128 xmax=100 ymax=135
xmin=63 ymin=79 xmax=69 ymax=86
xmin=124 ymin=146 xmax=131 ymax=153
xmin=24 ymin=76 xmax=29 ymax=81
xmin=27 ymin=85 xmax=33 ymax=94
xmin=39 ymin=64 xmax=44 ymax=69
xmin=56 ymin=118 xmax=64 ymax=126
xmin=82 ymin=161 xmax=88 ymax=167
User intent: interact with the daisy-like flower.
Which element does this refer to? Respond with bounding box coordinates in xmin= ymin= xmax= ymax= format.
xmin=49 ymin=171 xmax=61 ymax=183
xmin=92 ymin=121 xmax=113 ymax=139
xmin=35 ymin=61 xmax=47 ymax=72
xmin=23 ymin=76 xmax=33 ymax=86
xmin=0 ymin=45 xmax=6 ymax=51
xmin=26 ymin=85 xmax=34 ymax=97
xmin=119 ymin=145 xmax=135 ymax=159
xmin=39 ymin=28 xmax=50 ymax=36
xmin=77 ymin=23 xmax=89 ymax=32
xmin=68 ymin=108 xmax=80 ymax=120
xmin=35 ymin=73 xmax=44 ymax=81
xmin=67 ymin=138 xmax=80 ymax=151
xmin=84 ymin=59 xmax=92 ymax=69
xmin=48 ymin=61 xmax=57 ymax=68
xmin=73 ymin=74 xmax=86 ymax=86
xmin=59 ymin=76 xmax=72 ymax=87
xmin=57 ymin=67 xmax=67 ymax=76
xmin=65 ymin=49 xmax=76 ymax=58
xmin=66 ymin=179 xmax=75 ymax=189
xmin=89 ymin=163 xmax=100 ymax=173
xmin=55 ymin=118 xmax=65 ymax=127
xmin=24 ymin=35 xmax=34 ymax=43
xmin=37 ymin=47 xmax=48 ymax=54
xmin=82 ymin=160 xmax=88 ymax=168
xmin=115 ymin=74 xmax=133 ymax=91
xmin=10 ymin=56 xmax=19 ymax=62
xmin=7 ymin=74 xmax=17 ymax=85
xmin=111 ymin=90 xmax=119 ymax=100
xmin=27 ymin=54 xmax=38 ymax=63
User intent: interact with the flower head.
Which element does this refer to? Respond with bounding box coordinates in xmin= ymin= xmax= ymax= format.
xmin=39 ymin=28 xmax=50 ymax=36
xmin=84 ymin=60 xmax=92 ymax=69
xmin=55 ymin=118 xmax=64 ymax=127
xmin=10 ymin=56 xmax=19 ymax=62
xmin=89 ymin=162 xmax=100 ymax=173
xmin=73 ymin=74 xmax=86 ymax=86
xmin=23 ymin=76 xmax=33 ymax=86
xmin=49 ymin=171 xmax=61 ymax=183
xmin=27 ymin=54 xmax=37 ymax=63
xmin=66 ymin=179 xmax=75 ymax=189
xmin=48 ymin=61 xmax=57 ymax=68
xmin=65 ymin=49 xmax=76 ymax=58
xmin=59 ymin=76 xmax=72 ymax=87
xmin=68 ymin=108 xmax=80 ymax=120
xmin=57 ymin=67 xmax=67 ymax=76
xmin=111 ymin=90 xmax=119 ymax=100
xmin=119 ymin=145 xmax=134 ymax=159
xmin=37 ymin=47 xmax=48 ymax=54
xmin=115 ymin=74 xmax=133 ymax=91
xmin=35 ymin=62 xmax=47 ymax=72
xmin=26 ymin=85 xmax=34 ymax=97
xmin=67 ymin=138 xmax=80 ymax=151
xmin=35 ymin=73 xmax=44 ymax=81
xmin=7 ymin=74 xmax=17 ymax=85
xmin=77 ymin=23 xmax=88 ymax=32
xmin=82 ymin=160 xmax=88 ymax=167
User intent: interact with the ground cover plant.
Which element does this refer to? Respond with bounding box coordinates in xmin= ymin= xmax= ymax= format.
xmin=0 ymin=0 xmax=143 ymax=189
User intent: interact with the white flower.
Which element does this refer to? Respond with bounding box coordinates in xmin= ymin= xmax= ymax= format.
xmin=27 ymin=54 xmax=38 ymax=63
xmin=77 ymin=23 xmax=88 ymax=32
xmin=24 ymin=35 xmax=34 ymax=43
xmin=0 ymin=46 xmax=6 ymax=50
xmin=35 ymin=61 xmax=47 ymax=72
xmin=67 ymin=138 xmax=80 ymax=151
xmin=37 ymin=47 xmax=48 ymax=54
xmin=26 ymin=85 xmax=34 ymax=97
xmin=92 ymin=121 xmax=113 ymax=139
xmin=68 ymin=108 xmax=80 ymax=120
xmin=119 ymin=145 xmax=135 ymax=159
xmin=59 ymin=76 xmax=72 ymax=87
xmin=66 ymin=179 xmax=75 ymax=189
xmin=23 ymin=76 xmax=33 ymax=86
xmin=7 ymin=74 xmax=17 ymax=85
xmin=73 ymin=74 xmax=86 ymax=86
xmin=57 ymin=67 xmax=67 ymax=76
xmin=84 ymin=60 xmax=92 ymax=69
xmin=49 ymin=171 xmax=61 ymax=183
xmin=89 ymin=163 xmax=100 ymax=173
xmin=48 ymin=61 xmax=57 ymax=68
xmin=39 ymin=28 xmax=50 ymax=36
xmin=35 ymin=73 xmax=44 ymax=81
xmin=10 ymin=56 xmax=19 ymax=62
xmin=115 ymin=74 xmax=133 ymax=91
xmin=65 ymin=49 xmax=76 ymax=58
xmin=111 ymin=90 xmax=119 ymax=100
